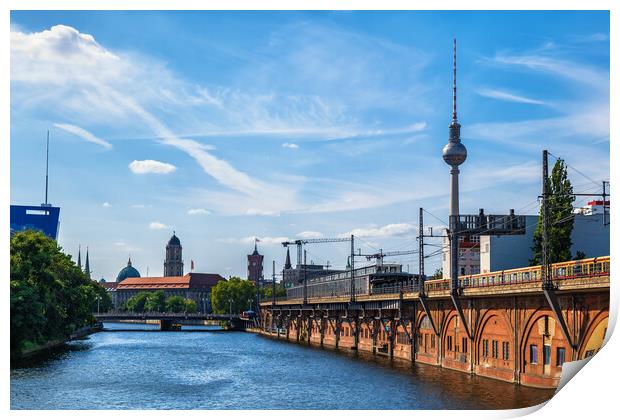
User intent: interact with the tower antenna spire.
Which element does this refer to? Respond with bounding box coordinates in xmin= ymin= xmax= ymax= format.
xmin=452 ymin=38 xmax=457 ymax=122
xmin=45 ymin=130 xmax=50 ymax=205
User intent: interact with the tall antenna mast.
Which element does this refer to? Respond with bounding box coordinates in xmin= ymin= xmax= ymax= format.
xmin=44 ymin=130 xmax=50 ymax=206
xmin=452 ymin=38 xmax=458 ymax=122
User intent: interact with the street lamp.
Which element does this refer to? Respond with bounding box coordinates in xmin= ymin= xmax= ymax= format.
xmin=96 ymin=296 xmax=102 ymax=315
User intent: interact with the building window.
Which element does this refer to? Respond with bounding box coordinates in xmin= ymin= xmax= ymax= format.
xmin=431 ymin=334 xmax=436 ymax=349
xmin=502 ymin=342 xmax=510 ymax=360
xmin=492 ymin=340 xmax=499 ymax=359
xmin=462 ymin=337 xmax=468 ymax=353
xmin=530 ymin=344 xmax=538 ymax=364
xmin=557 ymin=347 xmax=566 ymax=366
xmin=447 ymin=335 xmax=453 ymax=351
xmin=543 ymin=345 xmax=551 ymax=365
xmin=482 ymin=339 xmax=489 ymax=358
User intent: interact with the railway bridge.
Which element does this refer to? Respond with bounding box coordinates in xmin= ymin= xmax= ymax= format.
xmin=259 ymin=256 xmax=609 ymax=388
xmin=95 ymin=312 xmax=256 ymax=330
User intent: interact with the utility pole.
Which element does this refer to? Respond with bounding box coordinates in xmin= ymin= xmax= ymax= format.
xmin=303 ymin=250 xmax=308 ymax=305
xmin=602 ymin=181 xmax=609 ymax=227
xmin=350 ymin=234 xmax=355 ymax=302
xmin=419 ymin=207 xmax=425 ymax=292
xmin=541 ymin=150 xmax=552 ymax=290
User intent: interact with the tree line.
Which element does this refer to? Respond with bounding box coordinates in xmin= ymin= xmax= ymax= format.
xmin=122 ymin=291 xmax=198 ymax=313
xmin=10 ymin=230 xmax=111 ymax=358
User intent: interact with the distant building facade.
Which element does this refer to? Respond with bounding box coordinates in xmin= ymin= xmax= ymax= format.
xmin=116 ymin=273 xmax=225 ymax=313
xmin=164 ymin=232 xmax=183 ymax=276
xmin=442 ymin=233 xmax=480 ymax=276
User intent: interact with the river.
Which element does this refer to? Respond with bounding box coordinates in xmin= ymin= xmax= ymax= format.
xmin=11 ymin=322 xmax=554 ymax=410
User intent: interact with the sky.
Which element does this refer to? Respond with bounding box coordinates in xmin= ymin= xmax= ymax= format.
xmin=9 ymin=10 xmax=610 ymax=282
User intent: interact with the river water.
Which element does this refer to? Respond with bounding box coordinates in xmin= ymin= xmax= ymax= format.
xmin=11 ymin=322 xmax=554 ymax=410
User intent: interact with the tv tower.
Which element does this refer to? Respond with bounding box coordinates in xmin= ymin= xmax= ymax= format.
xmin=442 ymin=39 xmax=467 ymax=292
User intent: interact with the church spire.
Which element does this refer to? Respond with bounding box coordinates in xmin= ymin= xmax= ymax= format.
xmin=127 ymin=255 xmax=132 ymax=266
xmin=84 ymin=246 xmax=90 ymax=279
xmin=284 ymin=247 xmax=292 ymax=269
xmin=77 ymin=245 xmax=82 ymax=270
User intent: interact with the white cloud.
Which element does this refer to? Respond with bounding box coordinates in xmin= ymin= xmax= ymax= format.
xmin=149 ymin=221 xmax=169 ymax=230
xmin=129 ymin=159 xmax=177 ymax=174
xmin=102 ymin=202 xmax=111 ymax=207
xmin=187 ymin=208 xmax=210 ymax=215
xmin=476 ymin=88 xmax=547 ymax=105
xmin=130 ymin=204 xmax=151 ymax=209
xmin=282 ymin=142 xmax=299 ymax=149
xmin=297 ymin=231 xmax=323 ymax=239
xmin=245 ymin=208 xmax=281 ymax=216
xmin=113 ymin=241 xmax=141 ymax=252
xmin=54 ymin=122 xmax=112 ymax=149
xmin=339 ymin=223 xmax=416 ymax=238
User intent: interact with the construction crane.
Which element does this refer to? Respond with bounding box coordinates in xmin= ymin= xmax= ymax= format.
xmin=365 ymin=249 xmax=418 ymax=265
xmin=282 ymin=236 xmax=357 ymax=302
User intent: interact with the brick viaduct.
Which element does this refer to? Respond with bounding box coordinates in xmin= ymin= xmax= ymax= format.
xmin=259 ymin=273 xmax=609 ymax=389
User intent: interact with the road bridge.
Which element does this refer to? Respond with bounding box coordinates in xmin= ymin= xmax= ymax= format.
xmin=259 ymin=256 xmax=610 ymax=388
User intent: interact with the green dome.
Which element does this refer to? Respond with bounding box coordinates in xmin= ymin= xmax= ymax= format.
xmin=116 ymin=257 xmax=141 ymax=282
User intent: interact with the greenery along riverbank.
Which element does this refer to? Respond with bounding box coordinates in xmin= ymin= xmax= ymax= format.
xmin=10 ymin=230 xmax=111 ymax=360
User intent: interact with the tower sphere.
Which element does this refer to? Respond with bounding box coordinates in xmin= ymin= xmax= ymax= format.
xmin=442 ymin=138 xmax=467 ymax=167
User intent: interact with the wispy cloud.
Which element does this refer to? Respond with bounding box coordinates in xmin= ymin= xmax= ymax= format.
xmin=338 ymin=223 xmax=416 ymax=238
xmin=476 ymin=88 xmax=547 ymax=105
xmin=102 ymin=201 xmax=111 ymax=207
xmin=149 ymin=221 xmax=169 ymax=230
xmin=281 ymin=142 xmax=299 ymax=149
xmin=297 ymin=231 xmax=323 ymax=239
xmin=129 ymin=159 xmax=177 ymax=175
xmin=54 ymin=122 xmax=112 ymax=149
xmin=113 ymin=241 xmax=141 ymax=252
xmin=187 ymin=208 xmax=210 ymax=215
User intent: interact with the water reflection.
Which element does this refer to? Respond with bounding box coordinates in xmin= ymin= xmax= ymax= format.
xmin=11 ymin=323 xmax=554 ymax=410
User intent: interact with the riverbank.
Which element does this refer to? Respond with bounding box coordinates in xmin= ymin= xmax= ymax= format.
xmin=13 ymin=323 xmax=103 ymax=362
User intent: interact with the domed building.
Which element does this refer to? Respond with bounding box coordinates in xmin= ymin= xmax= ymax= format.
xmin=116 ymin=257 xmax=141 ymax=282
xmin=113 ymin=233 xmax=225 ymax=313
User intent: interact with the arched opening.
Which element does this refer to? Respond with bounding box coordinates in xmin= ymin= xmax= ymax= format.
xmin=417 ymin=314 xmax=436 ymax=357
xmin=580 ymin=316 xmax=608 ymax=359
xmin=442 ymin=314 xmax=469 ymax=365
xmin=520 ymin=312 xmax=566 ymax=387
xmin=476 ymin=313 xmax=514 ymax=374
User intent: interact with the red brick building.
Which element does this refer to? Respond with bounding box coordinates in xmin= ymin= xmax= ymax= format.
xmin=247 ymin=242 xmax=264 ymax=285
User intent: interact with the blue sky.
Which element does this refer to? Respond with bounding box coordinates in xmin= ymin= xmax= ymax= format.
xmin=10 ymin=11 xmax=609 ymax=281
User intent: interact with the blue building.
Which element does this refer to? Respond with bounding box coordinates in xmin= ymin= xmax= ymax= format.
xmin=10 ymin=204 xmax=61 ymax=240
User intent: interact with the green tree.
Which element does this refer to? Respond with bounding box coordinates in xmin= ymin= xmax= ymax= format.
xmin=124 ymin=291 xmax=150 ymax=312
xmin=211 ymin=277 xmax=256 ymax=315
xmin=184 ymin=299 xmax=198 ymax=313
xmin=259 ymin=283 xmax=287 ymax=299
xmin=10 ymin=230 xmax=107 ymax=357
xmin=144 ymin=290 xmax=166 ymax=312
xmin=429 ymin=268 xmax=443 ymax=280
xmin=531 ymin=158 xmax=575 ymax=265
xmin=165 ymin=295 xmax=186 ymax=312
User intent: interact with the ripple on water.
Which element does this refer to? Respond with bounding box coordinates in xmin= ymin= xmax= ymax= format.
xmin=11 ymin=325 xmax=555 ymax=410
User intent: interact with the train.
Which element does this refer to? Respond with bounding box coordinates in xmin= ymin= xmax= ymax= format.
xmin=424 ymin=256 xmax=610 ymax=292
xmin=283 ymin=256 xmax=609 ymax=300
